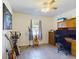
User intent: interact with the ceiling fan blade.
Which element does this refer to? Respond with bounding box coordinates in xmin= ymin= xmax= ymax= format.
xmin=43 ymin=2 xmax=48 ymax=5
xmin=50 ymin=0 xmax=55 ymax=4
xmin=52 ymin=7 xmax=57 ymax=9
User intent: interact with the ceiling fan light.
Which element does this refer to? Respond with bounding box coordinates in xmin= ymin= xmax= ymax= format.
xmin=41 ymin=8 xmax=50 ymax=13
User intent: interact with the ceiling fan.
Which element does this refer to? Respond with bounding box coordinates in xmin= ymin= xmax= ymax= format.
xmin=41 ymin=0 xmax=57 ymax=13
xmin=43 ymin=0 xmax=55 ymax=5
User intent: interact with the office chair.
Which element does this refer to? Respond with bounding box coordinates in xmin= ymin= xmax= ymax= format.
xmin=62 ymin=39 xmax=71 ymax=55
xmin=55 ymin=35 xmax=71 ymax=55
xmin=55 ymin=35 xmax=63 ymax=52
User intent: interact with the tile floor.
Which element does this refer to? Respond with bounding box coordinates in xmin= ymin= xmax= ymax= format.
xmin=17 ymin=45 xmax=76 ymax=59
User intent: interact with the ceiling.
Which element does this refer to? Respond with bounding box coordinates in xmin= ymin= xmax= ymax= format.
xmin=8 ymin=0 xmax=76 ymax=16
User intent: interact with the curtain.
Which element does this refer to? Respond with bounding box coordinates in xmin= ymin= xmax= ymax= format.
xmin=38 ymin=20 xmax=42 ymax=40
xmin=29 ymin=20 xmax=33 ymax=40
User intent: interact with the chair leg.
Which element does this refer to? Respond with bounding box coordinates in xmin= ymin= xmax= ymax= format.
xmin=58 ymin=47 xmax=60 ymax=53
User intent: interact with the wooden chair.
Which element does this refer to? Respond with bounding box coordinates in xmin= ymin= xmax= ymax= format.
xmin=33 ymin=35 xmax=39 ymax=47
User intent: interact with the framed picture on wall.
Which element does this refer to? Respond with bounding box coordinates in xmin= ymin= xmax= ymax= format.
xmin=3 ymin=3 xmax=12 ymax=30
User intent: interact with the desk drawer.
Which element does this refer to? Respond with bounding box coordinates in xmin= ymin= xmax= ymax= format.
xmin=72 ymin=40 xmax=76 ymax=45
xmin=72 ymin=50 xmax=76 ymax=56
xmin=72 ymin=42 xmax=76 ymax=46
xmin=72 ymin=48 xmax=76 ymax=52
xmin=72 ymin=42 xmax=76 ymax=56
xmin=72 ymin=45 xmax=76 ymax=50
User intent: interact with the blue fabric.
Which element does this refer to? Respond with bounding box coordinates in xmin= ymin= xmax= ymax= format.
xmin=29 ymin=20 xmax=33 ymax=40
xmin=38 ymin=20 xmax=42 ymax=40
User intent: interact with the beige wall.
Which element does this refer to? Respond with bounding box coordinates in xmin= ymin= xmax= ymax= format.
xmin=2 ymin=0 xmax=12 ymax=59
xmin=3 ymin=0 xmax=12 ymax=14
xmin=12 ymin=12 xmax=57 ymax=46
xmin=2 ymin=30 xmax=12 ymax=59
xmin=54 ymin=9 xmax=76 ymax=20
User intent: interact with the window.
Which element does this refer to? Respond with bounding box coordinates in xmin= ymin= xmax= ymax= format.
xmin=29 ymin=20 xmax=42 ymax=40
xmin=32 ymin=20 xmax=39 ymax=38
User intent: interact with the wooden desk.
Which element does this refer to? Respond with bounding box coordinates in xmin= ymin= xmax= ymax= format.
xmin=65 ymin=38 xmax=76 ymax=56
